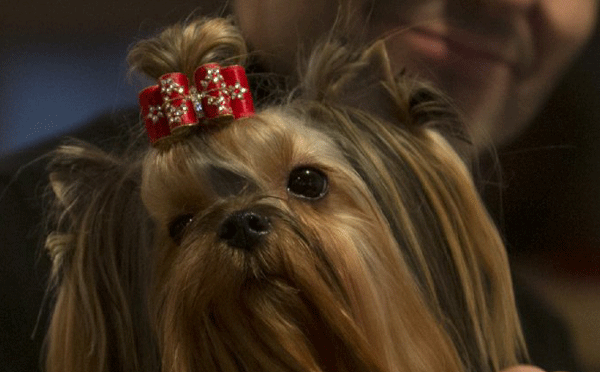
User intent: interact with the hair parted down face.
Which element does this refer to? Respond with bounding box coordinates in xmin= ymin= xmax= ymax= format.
xmin=43 ymin=17 xmax=526 ymax=372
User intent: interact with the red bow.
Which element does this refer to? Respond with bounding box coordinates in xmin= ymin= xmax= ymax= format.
xmin=139 ymin=63 xmax=254 ymax=144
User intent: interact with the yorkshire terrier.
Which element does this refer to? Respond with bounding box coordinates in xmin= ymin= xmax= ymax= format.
xmin=43 ymin=17 xmax=526 ymax=372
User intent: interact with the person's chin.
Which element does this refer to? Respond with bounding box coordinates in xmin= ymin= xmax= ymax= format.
xmin=442 ymin=71 xmax=512 ymax=147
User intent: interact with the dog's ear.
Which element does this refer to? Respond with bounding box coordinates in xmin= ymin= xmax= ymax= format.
xmin=299 ymin=40 xmax=469 ymax=144
xmin=333 ymin=41 xmax=412 ymax=127
xmin=298 ymin=40 xmax=398 ymax=117
xmin=46 ymin=143 xmax=109 ymax=288
xmin=48 ymin=142 xmax=123 ymax=212
xmin=45 ymin=142 xmax=157 ymax=372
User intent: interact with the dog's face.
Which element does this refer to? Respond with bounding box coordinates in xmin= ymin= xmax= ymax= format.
xmin=141 ymin=109 xmax=454 ymax=372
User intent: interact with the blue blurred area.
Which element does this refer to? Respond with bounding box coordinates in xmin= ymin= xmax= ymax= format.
xmin=0 ymin=37 xmax=142 ymax=156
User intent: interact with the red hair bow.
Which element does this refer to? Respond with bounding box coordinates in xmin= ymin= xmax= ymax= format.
xmin=139 ymin=63 xmax=254 ymax=144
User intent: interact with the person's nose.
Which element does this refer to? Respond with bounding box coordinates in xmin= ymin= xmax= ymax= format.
xmin=480 ymin=0 xmax=537 ymax=13
xmin=449 ymin=0 xmax=537 ymax=20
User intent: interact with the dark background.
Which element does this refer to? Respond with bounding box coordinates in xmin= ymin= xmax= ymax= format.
xmin=1 ymin=0 xmax=599 ymax=371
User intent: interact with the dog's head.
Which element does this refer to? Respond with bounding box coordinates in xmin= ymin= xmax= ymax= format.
xmin=44 ymin=17 xmax=526 ymax=372
xmin=141 ymin=107 xmax=453 ymax=372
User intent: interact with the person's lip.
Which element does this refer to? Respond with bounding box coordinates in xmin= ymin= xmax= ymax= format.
xmin=385 ymin=23 xmax=534 ymax=78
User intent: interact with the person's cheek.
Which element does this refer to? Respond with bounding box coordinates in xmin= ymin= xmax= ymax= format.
xmin=523 ymin=0 xmax=596 ymax=108
xmin=538 ymin=0 xmax=597 ymax=64
xmin=546 ymin=0 xmax=598 ymax=41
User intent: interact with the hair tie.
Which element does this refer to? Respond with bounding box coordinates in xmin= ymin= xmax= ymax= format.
xmin=139 ymin=64 xmax=254 ymax=145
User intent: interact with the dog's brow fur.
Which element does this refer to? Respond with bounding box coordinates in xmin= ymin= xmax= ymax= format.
xmin=207 ymin=165 xmax=257 ymax=197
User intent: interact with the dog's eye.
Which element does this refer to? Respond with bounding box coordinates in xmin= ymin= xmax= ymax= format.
xmin=287 ymin=167 xmax=328 ymax=200
xmin=168 ymin=214 xmax=195 ymax=244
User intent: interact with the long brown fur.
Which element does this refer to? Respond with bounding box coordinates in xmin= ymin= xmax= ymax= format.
xmin=44 ymin=17 xmax=526 ymax=372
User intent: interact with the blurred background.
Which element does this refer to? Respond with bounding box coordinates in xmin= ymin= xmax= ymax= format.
xmin=0 ymin=0 xmax=223 ymax=156
xmin=1 ymin=0 xmax=598 ymax=371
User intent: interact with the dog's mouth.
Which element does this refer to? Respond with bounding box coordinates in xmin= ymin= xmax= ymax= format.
xmin=170 ymin=200 xmax=344 ymax=301
xmin=198 ymin=254 xmax=370 ymax=372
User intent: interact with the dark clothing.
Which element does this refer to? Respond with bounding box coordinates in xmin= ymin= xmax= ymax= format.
xmin=513 ymin=275 xmax=581 ymax=371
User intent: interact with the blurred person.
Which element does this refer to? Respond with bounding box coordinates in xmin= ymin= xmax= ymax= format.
xmin=233 ymin=0 xmax=599 ymax=147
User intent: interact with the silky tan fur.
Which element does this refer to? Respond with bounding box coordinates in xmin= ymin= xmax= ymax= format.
xmin=44 ymin=17 xmax=526 ymax=372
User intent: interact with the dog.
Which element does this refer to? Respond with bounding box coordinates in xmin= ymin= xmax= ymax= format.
xmin=43 ymin=17 xmax=526 ymax=372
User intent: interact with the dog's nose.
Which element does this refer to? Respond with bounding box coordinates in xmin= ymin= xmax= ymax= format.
xmin=218 ymin=210 xmax=271 ymax=250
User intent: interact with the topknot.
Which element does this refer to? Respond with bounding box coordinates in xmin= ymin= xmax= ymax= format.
xmin=127 ymin=17 xmax=248 ymax=81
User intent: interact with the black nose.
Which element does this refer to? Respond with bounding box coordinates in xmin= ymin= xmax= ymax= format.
xmin=218 ymin=210 xmax=271 ymax=250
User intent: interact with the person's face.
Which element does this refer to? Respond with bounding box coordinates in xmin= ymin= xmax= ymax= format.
xmin=233 ymin=0 xmax=598 ymax=146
